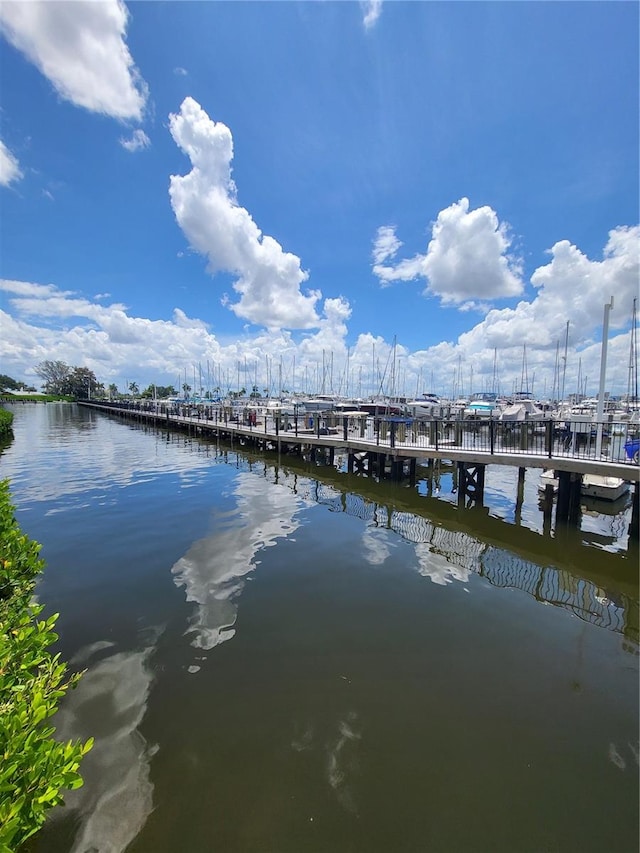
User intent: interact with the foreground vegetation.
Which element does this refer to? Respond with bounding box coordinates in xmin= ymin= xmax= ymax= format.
xmin=0 ymin=408 xmax=13 ymax=439
xmin=0 ymin=480 xmax=92 ymax=850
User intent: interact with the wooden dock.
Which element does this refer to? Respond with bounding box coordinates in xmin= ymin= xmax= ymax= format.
xmin=78 ymin=401 xmax=639 ymax=538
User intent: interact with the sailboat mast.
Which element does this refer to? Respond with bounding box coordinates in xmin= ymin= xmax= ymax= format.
xmin=345 ymin=348 xmax=350 ymax=399
xmin=561 ymin=321 xmax=569 ymax=402
xmin=519 ymin=344 xmax=528 ymax=395
xmin=635 ymin=298 xmax=638 ymax=405
xmin=627 ymin=296 xmax=638 ymax=409
xmin=391 ymin=336 xmax=397 ymax=399
xmin=372 ymin=343 xmax=375 ymax=398
xmin=492 ymin=348 xmax=497 ymax=397
xmin=330 ymin=351 xmax=334 ymax=395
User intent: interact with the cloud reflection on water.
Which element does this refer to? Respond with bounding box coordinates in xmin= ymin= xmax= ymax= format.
xmin=50 ymin=642 xmax=156 ymax=853
xmin=414 ymin=542 xmax=472 ymax=585
xmin=3 ymin=404 xmax=216 ymax=508
xmin=290 ymin=711 xmax=362 ymax=816
xmin=326 ymin=711 xmax=361 ymax=815
xmin=360 ymin=525 xmax=393 ymax=566
xmin=358 ymin=506 xmax=474 ymax=584
xmin=171 ymin=471 xmax=311 ymax=651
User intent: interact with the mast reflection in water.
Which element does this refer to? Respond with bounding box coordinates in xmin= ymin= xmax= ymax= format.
xmin=1 ymin=403 xmax=637 ymax=853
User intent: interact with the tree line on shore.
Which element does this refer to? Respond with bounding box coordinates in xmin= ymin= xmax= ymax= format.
xmin=2 ymin=365 xmax=276 ymax=403
xmin=1 ymin=362 xmax=179 ymax=401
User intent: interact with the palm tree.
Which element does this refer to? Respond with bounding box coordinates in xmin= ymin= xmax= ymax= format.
xmin=128 ymin=381 xmax=139 ymax=398
xmin=182 ymin=383 xmax=191 ymax=400
xmin=108 ymin=383 xmax=118 ymax=400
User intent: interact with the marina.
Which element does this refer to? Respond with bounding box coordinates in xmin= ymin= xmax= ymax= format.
xmin=79 ymin=399 xmax=640 ymax=543
xmin=1 ymin=4 xmax=638 ymax=851
xmin=1 ymin=401 xmax=637 ymax=853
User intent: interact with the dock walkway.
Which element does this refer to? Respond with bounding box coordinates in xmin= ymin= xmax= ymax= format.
xmin=80 ymin=401 xmax=639 ymax=483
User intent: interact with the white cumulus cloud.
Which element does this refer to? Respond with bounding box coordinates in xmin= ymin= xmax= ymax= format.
xmin=459 ymin=224 xmax=640 ymax=355
xmin=372 ymin=225 xmax=402 ymax=265
xmin=0 ymin=139 xmax=22 ymax=186
xmin=0 ymin=222 xmax=637 ymax=399
xmin=0 ymin=0 xmax=148 ymax=120
xmin=1 ymin=279 xmax=66 ymax=298
xmin=373 ymin=198 xmax=524 ymax=306
xmin=529 ymin=226 xmax=639 ymax=334
xmin=119 ymin=129 xmax=150 ymax=152
xmin=168 ymin=97 xmax=321 ymax=331
xmin=0 ymin=278 xmax=347 ymax=394
xmin=361 ymin=0 xmax=383 ymax=30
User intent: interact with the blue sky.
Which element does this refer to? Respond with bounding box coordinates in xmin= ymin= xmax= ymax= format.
xmin=1 ymin=0 xmax=638 ymax=399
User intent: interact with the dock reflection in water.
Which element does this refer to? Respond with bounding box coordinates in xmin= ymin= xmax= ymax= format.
xmin=1 ymin=404 xmax=636 ymax=853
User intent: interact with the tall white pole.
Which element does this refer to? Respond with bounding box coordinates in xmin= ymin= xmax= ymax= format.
xmin=595 ymin=296 xmax=614 ymax=458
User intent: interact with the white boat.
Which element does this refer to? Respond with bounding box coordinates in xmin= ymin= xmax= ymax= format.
xmin=299 ymin=395 xmax=338 ymax=412
xmin=253 ymin=399 xmax=301 ymax=418
xmin=538 ymin=469 xmax=558 ymax=493
xmin=357 ymin=398 xmax=405 ymax=416
xmin=450 ymin=398 xmax=469 ymax=417
xmin=538 ymin=469 xmax=629 ymax=502
xmin=500 ymin=399 xmax=546 ymax=422
xmin=581 ymin=474 xmax=629 ymax=501
xmin=463 ymin=400 xmax=501 ymax=420
xmin=404 ymin=396 xmax=443 ymax=418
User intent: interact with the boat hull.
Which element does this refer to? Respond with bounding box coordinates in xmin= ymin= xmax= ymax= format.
xmin=538 ymin=470 xmax=630 ymax=502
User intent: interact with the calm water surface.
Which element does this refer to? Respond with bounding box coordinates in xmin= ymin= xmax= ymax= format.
xmin=2 ymin=403 xmax=638 ymax=853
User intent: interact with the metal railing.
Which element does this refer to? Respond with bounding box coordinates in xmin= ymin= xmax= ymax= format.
xmin=86 ymin=401 xmax=640 ymax=469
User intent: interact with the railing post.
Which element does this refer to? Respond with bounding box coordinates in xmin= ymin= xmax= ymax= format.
xmin=489 ymin=418 xmax=495 ymax=455
xmin=343 ymin=416 xmax=348 ymax=442
xmin=546 ymin=419 xmax=553 ymax=458
xmin=435 ymin=420 xmax=439 ymax=452
xmin=390 ymin=421 xmax=396 ymax=449
xmin=295 ymin=414 xmax=298 ymax=437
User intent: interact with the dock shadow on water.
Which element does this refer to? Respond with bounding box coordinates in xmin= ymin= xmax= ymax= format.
xmin=1 ymin=404 xmax=636 ymax=853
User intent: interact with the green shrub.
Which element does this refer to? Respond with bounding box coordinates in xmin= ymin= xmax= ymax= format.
xmin=0 ymin=396 xmax=73 ymax=404
xmin=0 ymin=480 xmax=92 ymax=851
xmin=0 ymin=408 xmax=13 ymax=439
